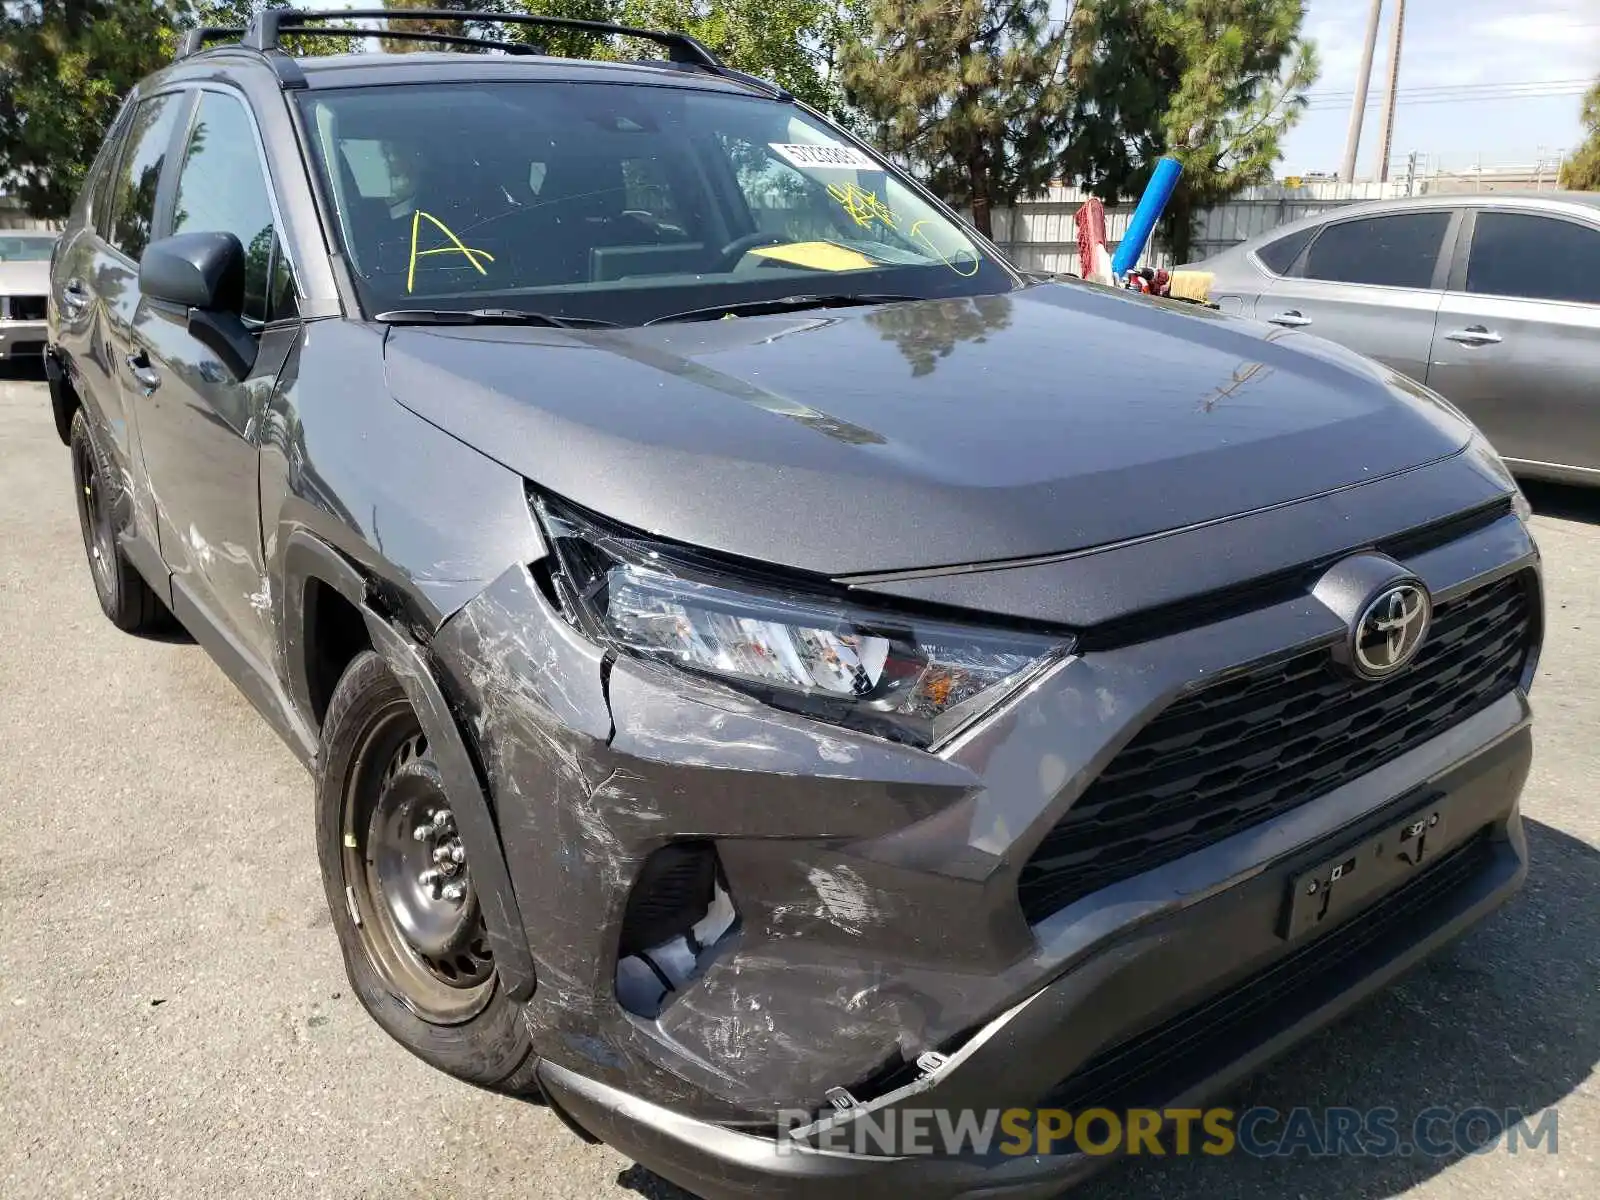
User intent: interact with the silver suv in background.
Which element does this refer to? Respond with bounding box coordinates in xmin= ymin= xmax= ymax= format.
xmin=1196 ymin=193 xmax=1600 ymax=486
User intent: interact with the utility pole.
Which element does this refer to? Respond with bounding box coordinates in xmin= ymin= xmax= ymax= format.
xmin=1340 ymin=0 xmax=1384 ymax=183
xmin=1375 ymin=0 xmax=1406 ymax=184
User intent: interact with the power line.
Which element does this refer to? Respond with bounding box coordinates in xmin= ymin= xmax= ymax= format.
xmin=1304 ymin=82 xmax=1590 ymax=109
xmin=1306 ymin=78 xmax=1592 ymax=101
xmin=1304 ymin=89 xmax=1588 ymax=111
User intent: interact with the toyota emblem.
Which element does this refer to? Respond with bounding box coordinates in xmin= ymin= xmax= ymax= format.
xmin=1351 ymin=582 xmax=1431 ymax=678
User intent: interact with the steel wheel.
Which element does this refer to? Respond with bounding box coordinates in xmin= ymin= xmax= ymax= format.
xmin=342 ymin=710 xmax=496 ymax=1024
xmin=71 ymin=431 xmax=115 ymax=601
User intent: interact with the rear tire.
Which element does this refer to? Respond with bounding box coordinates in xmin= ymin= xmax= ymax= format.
xmin=68 ymin=408 xmax=166 ymax=633
xmin=315 ymin=649 xmax=539 ymax=1094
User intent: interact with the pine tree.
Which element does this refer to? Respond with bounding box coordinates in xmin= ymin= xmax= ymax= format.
xmin=1062 ymin=0 xmax=1317 ymax=261
xmin=382 ymin=0 xmax=484 ymax=53
xmin=1559 ymin=81 xmax=1600 ymax=192
xmin=841 ymin=0 xmax=1071 ymax=238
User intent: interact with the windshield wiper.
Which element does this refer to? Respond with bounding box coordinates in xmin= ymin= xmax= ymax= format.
xmin=375 ymin=307 xmax=617 ymax=330
xmin=644 ymin=293 xmax=922 ymax=326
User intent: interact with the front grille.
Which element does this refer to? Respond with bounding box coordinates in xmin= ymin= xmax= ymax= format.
xmin=1019 ymin=571 xmax=1533 ymax=924
xmin=1041 ymin=829 xmax=1492 ymax=1112
xmin=4 ymin=296 xmax=46 ymax=321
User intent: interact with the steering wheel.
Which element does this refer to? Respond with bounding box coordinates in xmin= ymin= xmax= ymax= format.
xmin=711 ymin=232 xmax=787 ymax=273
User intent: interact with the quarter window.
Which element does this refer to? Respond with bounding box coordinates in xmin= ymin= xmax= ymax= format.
xmin=1254 ymin=225 xmax=1314 ymax=275
xmin=108 ymin=93 xmax=183 ymax=261
xmin=1466 ymin=212 xmax=1600 ymax=305
xmin=1300 ymin=212 xmax=1451 ymax=290
xmin=171 ymin=91 xmax=296 ymax=322
xmin=90 ymin=101 xmax=136 ymax=240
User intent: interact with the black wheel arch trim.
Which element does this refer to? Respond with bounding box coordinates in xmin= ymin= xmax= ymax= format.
xmin=282 ymin=529 xmax=538 ymax=1002
xmin=45 ymin=348 xmax=76 ymax=446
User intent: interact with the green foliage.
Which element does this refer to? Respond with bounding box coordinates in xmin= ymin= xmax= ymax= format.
xmin=381 ymin=0 xmax=485 ymax=53
xmin=840 ymin=0 xmax=1071 ymax=237
xmin=486 ymin=0 xmax=617 ymax=60
xmin=504 ymin=0 xmax=867 ymax=115
xmin=1559 ymin=81 xmax=1600 ymax=192
xmin=0 ymin=1 xmax=177 ymax=218
xmin=169 ymin=0 xmax=358 ymax=58
xmin=1062 ymin=0 xmax=1317 ymax=260
xmin=0 ymin=1 xmax=361 ymax=220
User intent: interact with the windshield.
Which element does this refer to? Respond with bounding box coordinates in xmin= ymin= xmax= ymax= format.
xmin=0 ymin=235 xmax=54 ymax=263
xmin=298 ymin=81 xmax=1018 ymax=324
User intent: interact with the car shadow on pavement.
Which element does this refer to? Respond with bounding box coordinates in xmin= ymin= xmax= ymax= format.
xmin=617 ymin=818 xmax=1599 ymax=1200
xmin=1523 ymin=481 xmax=1600 ymax=526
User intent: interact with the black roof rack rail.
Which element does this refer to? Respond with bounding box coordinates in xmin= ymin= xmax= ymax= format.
xmin=176 ymin=26 xmax=245 ymax=60
xmin=242 ymin=8 xmax=723 ymax=67
xmin=281 ymin=26 xmax=544 ymax=56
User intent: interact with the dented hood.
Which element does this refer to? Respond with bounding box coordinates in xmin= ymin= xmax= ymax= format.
xmin=382 ymin=282 xmax=1474 ymax=577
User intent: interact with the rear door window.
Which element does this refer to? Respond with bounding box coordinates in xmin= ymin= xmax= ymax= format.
xmin=1254 ymin=225 xmax=1314 ymax=275
xmin=171 ymin=91 xmax=296 ymax=322
xmin=1465 ymin=212 xmax=1600 ymax=305
xmin=1300 ymin=212 xmax=1451 ymax=290
xmin=108 ymin=93 xmax=184 ymax=261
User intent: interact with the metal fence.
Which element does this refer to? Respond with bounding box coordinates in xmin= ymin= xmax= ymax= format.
xmin=986 ymin=170 xmax=1572 ymax=276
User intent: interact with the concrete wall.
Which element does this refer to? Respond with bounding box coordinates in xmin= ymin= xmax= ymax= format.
xmin=0 ymin=198 xmax=57 ymax=231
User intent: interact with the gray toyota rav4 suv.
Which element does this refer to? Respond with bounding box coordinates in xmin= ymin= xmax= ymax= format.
xmin=46 ymin=10 xmax=1541 ymax=1198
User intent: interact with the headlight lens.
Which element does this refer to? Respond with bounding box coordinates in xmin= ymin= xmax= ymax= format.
xmin=535 ymin=497 xmax=1070 ymax=749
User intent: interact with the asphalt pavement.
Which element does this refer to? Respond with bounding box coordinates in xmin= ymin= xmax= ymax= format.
xmin=1 ymin=364 xmax=1596 ymax=1199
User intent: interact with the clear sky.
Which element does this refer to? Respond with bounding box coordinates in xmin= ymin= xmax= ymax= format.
xmin=1280 ymin=0 xmax=1599 ymax=176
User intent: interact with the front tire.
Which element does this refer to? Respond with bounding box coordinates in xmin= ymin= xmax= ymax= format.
xmin=315 ymin=650 xmax=538 ymax=1093
xmin=69 ymin=408 xmax=167 ymax=633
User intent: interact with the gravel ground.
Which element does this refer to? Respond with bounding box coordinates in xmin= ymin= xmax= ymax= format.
xmin=1 ymin=365 xmax=1595 ymax=1199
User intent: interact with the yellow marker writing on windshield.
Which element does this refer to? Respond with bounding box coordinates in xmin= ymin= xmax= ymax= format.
xmin=910 ymin=219 xmax=981 ymax=278
xmin=826 ymin=181 xmax=898 ymax=231
xmin=407 ymin=210 xmax=494 ymax=294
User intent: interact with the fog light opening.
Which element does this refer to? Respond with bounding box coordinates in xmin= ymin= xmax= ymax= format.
xmin=615 ymin=842 xmax=738 ymax=1018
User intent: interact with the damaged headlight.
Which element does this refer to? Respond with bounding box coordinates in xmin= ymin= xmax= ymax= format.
xmin=534 ymin=496 xmax=1070 ymax=750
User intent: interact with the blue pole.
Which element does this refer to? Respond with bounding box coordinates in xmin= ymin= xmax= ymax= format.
xmin=1110 ymin=156 xmax=1183 ymax=278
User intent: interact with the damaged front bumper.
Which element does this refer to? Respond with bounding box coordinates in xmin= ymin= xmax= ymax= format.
xmin=426 ymin=505 xmax=1538 ymax=1199
xmin=536 ymin=730 xmax=1525 ymax=1200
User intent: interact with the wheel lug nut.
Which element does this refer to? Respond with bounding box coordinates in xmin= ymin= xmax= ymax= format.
xmin=450 ymin=844 xmax=465 ymax=864
xmin=412 ymin=824 xmax=431 ymax=842
xmin=440 ymin=881 xmax=466 ymax=902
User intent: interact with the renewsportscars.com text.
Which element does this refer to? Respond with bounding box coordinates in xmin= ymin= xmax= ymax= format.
xmin=775 ymin=1105 xmax=1559 ymax=1158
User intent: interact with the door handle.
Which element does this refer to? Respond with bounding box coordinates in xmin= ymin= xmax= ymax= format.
xmin=125 ymin=349 xmax=161 ymax=394
xmin=1267 ymin=310 xmax=1312 ymax=328
xmin=1443 ymin=325 xmax=1502 ymax=347
xmin=61 ymin=280 xmax=89 ymax=317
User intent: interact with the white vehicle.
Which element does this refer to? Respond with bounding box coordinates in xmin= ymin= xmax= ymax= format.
xmin=0 ymin=231 xmax=55 ymax=363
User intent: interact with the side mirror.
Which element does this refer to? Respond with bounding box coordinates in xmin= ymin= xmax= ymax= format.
xmin=139 ymin=232 xmax=258 ymax=379
xmin=140 ymin=231 xmax=244 ymax=310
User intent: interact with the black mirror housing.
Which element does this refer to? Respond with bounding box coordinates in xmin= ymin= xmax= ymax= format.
xmin=138 ymin=232 xmax=258 ymax=379
xmin=139 ymin=232 xmax=247 ymax=313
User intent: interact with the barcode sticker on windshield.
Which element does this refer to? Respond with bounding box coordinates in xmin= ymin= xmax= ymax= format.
xmin=769 ymin=143 xmax=882 ymax=171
